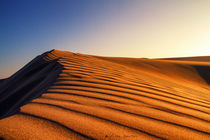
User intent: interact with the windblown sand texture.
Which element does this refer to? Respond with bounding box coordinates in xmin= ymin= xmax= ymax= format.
xmin=0 ymin=50 xmax=210 ymax=140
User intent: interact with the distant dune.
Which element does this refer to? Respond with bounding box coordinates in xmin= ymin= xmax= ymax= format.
xmin=0 ymin=50 xmax=210 ymax=140
xmin=159 ymin=56 xmax=210 ymax=62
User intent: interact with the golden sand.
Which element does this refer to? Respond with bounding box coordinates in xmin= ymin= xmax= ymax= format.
xmin=0 ymin=50 xmax=210 ymax=139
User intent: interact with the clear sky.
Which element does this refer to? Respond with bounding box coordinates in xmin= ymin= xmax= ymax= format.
xmin=1 ymin=0 xmax=210 ymax=78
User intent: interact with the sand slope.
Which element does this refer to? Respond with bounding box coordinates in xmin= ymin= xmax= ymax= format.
xmin=0 ymin=50 xmax=210 ymax=140
xmin=159 ymin=56 xmax=210 ymax=62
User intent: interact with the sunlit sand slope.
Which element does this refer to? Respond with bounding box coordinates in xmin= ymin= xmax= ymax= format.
xmin=0 ymin=50 xmax=210 ymax=140
xmin=159 ymin=56 xmax=210 ymax=62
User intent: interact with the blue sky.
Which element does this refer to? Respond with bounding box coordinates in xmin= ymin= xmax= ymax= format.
xmin=1 ymin=0 xmax=210 ymax=78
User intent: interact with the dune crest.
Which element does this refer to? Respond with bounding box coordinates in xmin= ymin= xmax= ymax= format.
xmin=0 ymin=50 xmax=210 ymax=140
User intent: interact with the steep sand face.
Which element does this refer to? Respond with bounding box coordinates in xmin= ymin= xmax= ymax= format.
xmin=0 ymin=50 xmax=210 ymax=140
xmin=0 ymin=50 xmax=62 ymax=119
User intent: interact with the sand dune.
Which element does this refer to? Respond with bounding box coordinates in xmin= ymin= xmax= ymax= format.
xmin=159 ymin=56 xmax=210 ymax=62
xmin=0 ymin=50 xmax=210 ymax=140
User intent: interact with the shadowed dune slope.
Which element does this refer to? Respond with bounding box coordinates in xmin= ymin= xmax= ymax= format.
xmin=0 ymin=79 xmax=6 ymax=85
xmin=0 ymin=50 xmax=210 ymax=140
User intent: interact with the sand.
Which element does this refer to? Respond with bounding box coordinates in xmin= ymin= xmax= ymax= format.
xmin=0 ymin=49 xmax=209 ymax=140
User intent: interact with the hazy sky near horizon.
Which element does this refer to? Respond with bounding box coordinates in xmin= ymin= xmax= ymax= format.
xmin=1 ymin=0 xmax=210 ymax=78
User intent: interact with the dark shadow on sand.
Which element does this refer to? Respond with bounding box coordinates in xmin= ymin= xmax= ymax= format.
xmin=193 ymin=65 xmax=210 ymax=85
xmin=0 ymin=51 xmax=63 ymax=119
